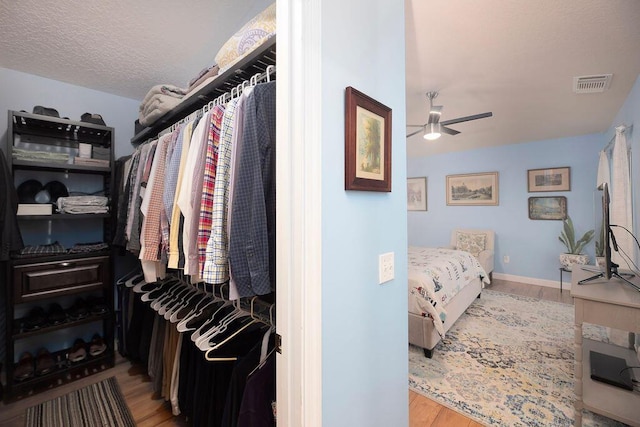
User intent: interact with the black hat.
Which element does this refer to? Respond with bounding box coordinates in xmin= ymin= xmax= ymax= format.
xmin=32 ymin=106 xmax=60 ymax=118
xmin=43 ymin=181 xmax=69 ymax=203
xmin=81 ymin=113 xmax=106 ymax=126
xmin=17 ymin=180 xmax=43 ymax=203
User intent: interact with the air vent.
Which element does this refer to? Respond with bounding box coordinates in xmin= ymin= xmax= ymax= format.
xmin=573 ymin=74 xmax=612 ymax=93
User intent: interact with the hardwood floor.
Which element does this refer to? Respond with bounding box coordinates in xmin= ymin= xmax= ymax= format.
xmin=0 ymin=278 xmax=568 ymax=426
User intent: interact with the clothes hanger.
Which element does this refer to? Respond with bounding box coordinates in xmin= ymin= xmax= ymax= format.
xmin=163 ymin=284 xmax=203 ymax=320
xmin=176 ymin=285 xmax=228 ymax=332
xmin=155 ymin=284 xmax=194 ymax=314
xmin=140 ymin=277 xmax=181 ymax=302
xmin=116 ymin=267 xmax=142 ymax=287
xmin=200 ymin=297 xmax=263 ymax=353
xmin=158 ymin=284 xmax=199 ymax=316
xmin=246 ymin=305 xmax=277 ymax=377
xmin=170 ymin=286 xmax=211 ymax=323
xmin=151 ymin=280 xmax=191 ymax=311
xmin=190 ymin=299 xmax=238 ymax=344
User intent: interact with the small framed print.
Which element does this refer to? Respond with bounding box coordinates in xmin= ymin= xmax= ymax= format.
xmin=344 ymin=86 xmax=392 ymax=192
xmin=528 ymin=196 xmax=567 ymax=220
xmin=527 ymin=167 xmax=571 ymax=192
xmin=407 ymin=177 xmax=427 ymax=211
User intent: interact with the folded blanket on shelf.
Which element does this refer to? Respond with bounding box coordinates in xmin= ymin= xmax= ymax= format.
xmin=187 ymin=65 xmax=219 ymax=92
xmin=141 ymin=84 xmax=187 ymax=106
xmin=138 ymin=93 xmax=184 ymax=126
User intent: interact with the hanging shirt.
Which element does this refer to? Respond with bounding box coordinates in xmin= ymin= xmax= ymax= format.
xmin=197 ymin=105 xmax=225 ymax=277
xmin=202 ymin=98 xmax=239 ymax=285
xmin=228 ymin=81 xmax=276 ymax=297
xmin=176 ymin=112 xmax=211 ymax=278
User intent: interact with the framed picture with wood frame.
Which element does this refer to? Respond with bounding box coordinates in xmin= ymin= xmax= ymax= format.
xmin=344 ymin=86 xmax=392 ymax=192
xmin=528 ymin=196 xmax=567 ymax=220
xmin=527 ymin=167 xmax=571 ymax=192
xmin=446 ymin=172 xmax=499 ymax=206
xmin=407 ymin=177 xmax=427 ymax=211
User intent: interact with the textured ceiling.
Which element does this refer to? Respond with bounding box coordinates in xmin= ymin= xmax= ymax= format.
xmin=0 ymin=0 xmax=272 ymax=100
xmin=406 ymin=0 xmax=640 ymax=157
xmin=1 ymin=1 xmax=639 ymax=158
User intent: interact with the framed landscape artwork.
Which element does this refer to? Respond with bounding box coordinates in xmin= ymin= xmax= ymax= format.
xmin=407 ymin=177 xmax=427 ymax=211
xmin=446 ymin=172 xmax=499 ymax=206
xmin=527 ymin=167 xmax=570 ymax=192
xmin=344 ymin=86 xmax=392 ymax=192
xmin=528 ymin=196 xmax=567 ymax=220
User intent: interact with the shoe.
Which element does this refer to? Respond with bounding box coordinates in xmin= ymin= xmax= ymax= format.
xmin=86 ymin=296 xmax=108 ymax=315
xmin=67 ymin=298 xmax=89 ymax=320
xmin=13 ymin=352 xmax=34 ymax=381
xmin=23 ymin=306 xmax=47 ymax=331
xmin=35 ymin=348 xmax=55 ymax=376
xmin=89 ymin=334 xmax=107 ymax=357
xmin=47 ymin=303 xmax=67 ymax=325
xmin=69 ymin=338 xmax=87 ymax=363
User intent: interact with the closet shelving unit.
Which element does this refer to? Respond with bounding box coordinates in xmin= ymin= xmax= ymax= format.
xmin=131 ymin=36 xmax=276 ymax=145
xmin=3 ymin=110 xmax=115 ymax=401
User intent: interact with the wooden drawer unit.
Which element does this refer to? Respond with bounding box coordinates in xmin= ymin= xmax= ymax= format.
xmin=13 ymin=256 xmax=109 ymax=303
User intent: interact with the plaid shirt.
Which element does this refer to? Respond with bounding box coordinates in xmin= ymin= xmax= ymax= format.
xmin=228 ymin=82 xmax=276 ymax=297
xmin=197 ymin=105 xmax=225 ymax=277
xmin=160 ymin=129 xmax=181 ymax=262
xmin=140 ymin=133 xmax=171 ymax=261
xmin=202 ymin=98 xmax=239 ymax=284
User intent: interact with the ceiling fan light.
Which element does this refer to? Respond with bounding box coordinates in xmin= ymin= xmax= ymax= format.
xmin=423 ymin=123 xmax=441 ymax=140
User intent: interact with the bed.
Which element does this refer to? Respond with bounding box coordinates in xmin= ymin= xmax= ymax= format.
xmin=408 ymin=246 xmax=490 ymax=358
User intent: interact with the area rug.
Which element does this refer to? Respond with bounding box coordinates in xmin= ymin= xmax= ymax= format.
xmin=25 ymin=377 xmax=135 ymax=427
xmin=409 ymin=290 xmax=627 ymax=427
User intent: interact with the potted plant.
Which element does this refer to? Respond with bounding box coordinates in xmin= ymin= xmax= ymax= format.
xmin=558 ymin=215 xmax=594 ymax=270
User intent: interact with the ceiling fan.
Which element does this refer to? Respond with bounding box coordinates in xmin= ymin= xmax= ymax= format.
xmin=406 ymin=91 xmax=493 ymax=140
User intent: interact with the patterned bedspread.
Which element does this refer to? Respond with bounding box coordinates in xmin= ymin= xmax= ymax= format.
xmin=408 ymin=246 xmax=489 ymax=337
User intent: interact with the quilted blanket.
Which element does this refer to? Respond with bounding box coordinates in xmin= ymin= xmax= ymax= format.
xmin=408 ymin=246 xmax=489 ymax=337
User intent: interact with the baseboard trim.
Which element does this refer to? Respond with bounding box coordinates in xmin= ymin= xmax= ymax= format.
xmin=492 ymin=272 xmax=568 ymax=290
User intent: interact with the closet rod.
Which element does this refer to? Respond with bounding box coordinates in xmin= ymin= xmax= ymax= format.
xmin=156 ymin=65 xmax=276 ymax=137
xmin=604 ymin=124 xmax=633 ymax=152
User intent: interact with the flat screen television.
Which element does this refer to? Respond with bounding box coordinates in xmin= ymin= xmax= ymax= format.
xmin=578 ymin=183 xmax=639 ymax=291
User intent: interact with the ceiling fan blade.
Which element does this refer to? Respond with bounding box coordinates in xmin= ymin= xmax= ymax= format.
xmin=406 ymin=127 xmax=425 ymax=138
xmin=440 ymin=126 xmax=460 ymax=136
xmin=440 ymin=112 xmax=493 ymax=126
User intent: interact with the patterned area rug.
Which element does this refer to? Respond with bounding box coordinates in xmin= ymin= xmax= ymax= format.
xmin=409 ymin=290 xmax=627 ymax=427
xmin=25 ymin=377 xmax=135 ymax=427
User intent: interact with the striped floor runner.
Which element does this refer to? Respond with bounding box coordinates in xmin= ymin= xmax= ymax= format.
xmin=25 ymin=377 xmax=135 ymax=427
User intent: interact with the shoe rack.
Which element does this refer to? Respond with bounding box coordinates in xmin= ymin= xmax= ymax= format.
xmin=3 ymin=111 xmax=115 ymax=401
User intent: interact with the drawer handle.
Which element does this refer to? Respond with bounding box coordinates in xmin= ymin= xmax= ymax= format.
xmin=58 ymin=262 xmax=75 ymax=268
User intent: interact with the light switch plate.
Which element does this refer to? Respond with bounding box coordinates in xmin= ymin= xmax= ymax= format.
xmin=379 ymin=252 xmax=395 ymax=284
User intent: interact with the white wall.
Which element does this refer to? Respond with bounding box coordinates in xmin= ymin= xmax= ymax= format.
xmin=0 ymin=67 xmax=139 ymax=159
xmin=319 ymin=1 xmax=408 ymax=426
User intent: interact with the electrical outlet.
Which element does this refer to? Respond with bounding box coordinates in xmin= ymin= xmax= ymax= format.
xmin=503 ymin=255 xmax=510 ymax=264
xmin=379 ymin=252 xmax=395 ymax=284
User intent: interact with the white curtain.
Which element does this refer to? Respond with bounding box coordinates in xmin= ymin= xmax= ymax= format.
xmin=610 ymin=126 xmax=633 ymax=266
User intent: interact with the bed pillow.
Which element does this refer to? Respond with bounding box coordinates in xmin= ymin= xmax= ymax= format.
xmin=456 ymin=231 xmax=486 ymax=257
xmin=214 ymin=2 xmax=276 ymax=73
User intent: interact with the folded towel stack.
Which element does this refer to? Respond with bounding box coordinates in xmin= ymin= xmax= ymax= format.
xmin=57 ymin=196 xmax=109 ymax=214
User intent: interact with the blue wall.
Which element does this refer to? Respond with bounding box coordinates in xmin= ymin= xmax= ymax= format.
xmin=610 ymin=75 xmax=640 ymax=263
xmin=408 ymin=134 xmax=603 ymax=283
xmin=0 ymin=67 xmax=139 ymax=159
xmin=320 ymin=1 xmax=408 ymax=426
